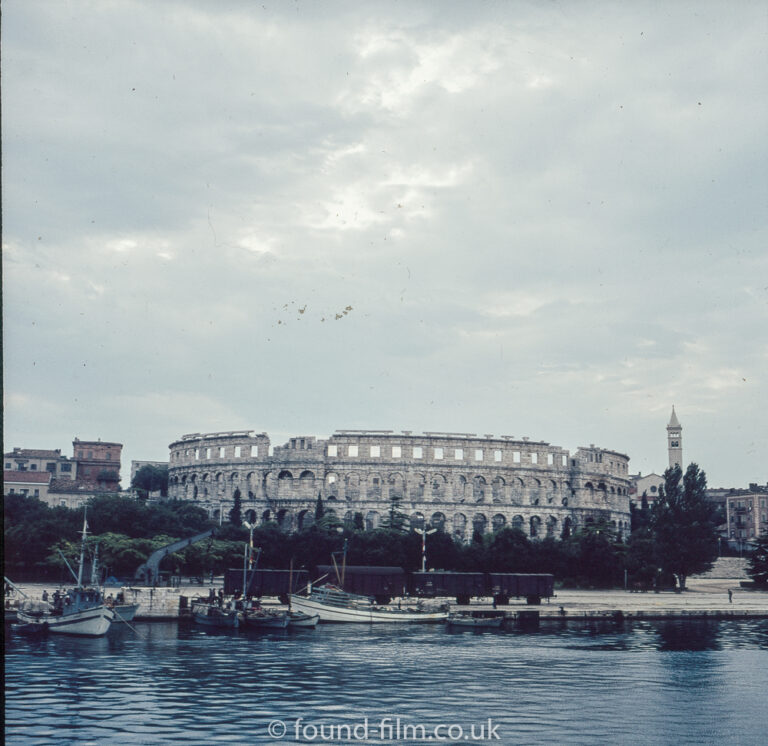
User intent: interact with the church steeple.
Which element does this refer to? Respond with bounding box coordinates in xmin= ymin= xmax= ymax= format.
xmin=667 ymin=406 xmax=682 ymax=468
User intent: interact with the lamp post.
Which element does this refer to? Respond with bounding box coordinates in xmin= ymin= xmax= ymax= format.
xmin=242 ymin=521 xmax=255 ymax=596
xmin=414 ymin=525 xmax=437 ymax=572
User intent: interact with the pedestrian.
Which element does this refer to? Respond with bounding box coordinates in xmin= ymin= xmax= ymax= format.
xmin=42 ymin=590 xmax=49 ymax=602
xmin=728 ymin=589 xmax=733 ymax=603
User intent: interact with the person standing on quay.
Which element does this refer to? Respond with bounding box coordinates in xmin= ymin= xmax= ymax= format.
xmin=728 ymin=589 xmax=733 ymax=603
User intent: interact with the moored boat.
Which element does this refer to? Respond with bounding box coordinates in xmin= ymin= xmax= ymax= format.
xmin=447 ymin=613 xmax=504 ymax=629
xmin=14 ymin=511 xmax=114 ymax=637
xmin=287 ymin=610 xmax=320 ymax=628
xmin=290 ymin=584 xmax=449 ymax=624
xmin=111 ymin=603 xmax=140 ymax=623
xmin=242 ymin=608 xmax=289 ymax=629
xmin=192 ymin=601 xmax=239 ymax=629
xmin=17 ymin=588 xmax=115 ymax=636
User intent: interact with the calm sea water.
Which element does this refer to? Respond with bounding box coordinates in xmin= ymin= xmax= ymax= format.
xmin=5 ymin=619 xmax=768 ymax=745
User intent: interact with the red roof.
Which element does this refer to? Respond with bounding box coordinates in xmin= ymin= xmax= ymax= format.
xmin=4 ymin=449 xmax=62 ymax=459
xmin=3 ymin=470 xmax=52 ymax=484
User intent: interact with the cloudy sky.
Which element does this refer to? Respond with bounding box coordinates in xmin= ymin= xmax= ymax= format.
xmin=3 ymin=1 xmax=766 ymax=488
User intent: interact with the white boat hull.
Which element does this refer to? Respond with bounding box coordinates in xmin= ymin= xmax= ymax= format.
xmin=111 ymin=603 xmax=140 ymax=623
xmin=290 ymin=595 xmax=448 ymax=624
xmin=17 ymin=606 xmax=114 ymax=637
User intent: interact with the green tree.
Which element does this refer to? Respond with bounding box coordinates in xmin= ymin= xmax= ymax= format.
xmin=131 ymin=464 xmax=169 ymax=497
xmin=380 ymin=492 xmax=407 ymax=532
xmin=746 ymin=533 xmax=768 ymax=587
xmin=314 ymin=493 xmax=325 ymax=522
xmin=652 ymin=464 xmax=719 ymax=590
xmin=229 ymin=489 xmax=243 ymax=526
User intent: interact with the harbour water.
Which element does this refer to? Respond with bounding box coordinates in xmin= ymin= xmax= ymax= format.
xmin=5 ymin=619 xmax=768 ymax=745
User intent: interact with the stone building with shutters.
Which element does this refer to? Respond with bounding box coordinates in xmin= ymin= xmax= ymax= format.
xmin=168 ymin=429 xmax=632 ymax=542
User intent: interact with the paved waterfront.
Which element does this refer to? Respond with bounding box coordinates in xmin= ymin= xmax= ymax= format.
xmin=9 ymin=559 xmax=767 ymax=620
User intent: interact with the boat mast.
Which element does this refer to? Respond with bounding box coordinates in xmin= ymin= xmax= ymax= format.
xmin=76 ymin=507 xmax=88 ymax=587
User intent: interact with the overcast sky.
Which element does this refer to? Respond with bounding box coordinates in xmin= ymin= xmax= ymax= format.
xmin=3 ymin=1 xmax=766 ymax=489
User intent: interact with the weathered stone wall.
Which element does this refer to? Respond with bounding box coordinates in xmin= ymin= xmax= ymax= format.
xmin=168 ymin=429 xmax=632 ymax=540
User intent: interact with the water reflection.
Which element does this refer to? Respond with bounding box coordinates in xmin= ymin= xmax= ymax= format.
xmin=656 ymin=619 xmax=721 ymax=651
xmin=5 ymin=619 xmax=768 ymax=745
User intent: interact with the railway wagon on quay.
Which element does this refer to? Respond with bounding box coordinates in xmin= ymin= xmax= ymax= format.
xmin=226 ymin=567 xmax=554 ymax=605
xmin=224 ymin=568 xmax=310 ymax=602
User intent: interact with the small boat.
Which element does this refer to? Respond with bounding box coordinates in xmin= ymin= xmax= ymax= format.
xmin=290 ymin=584 xmax=449 ymax=624
xmin=287 ymin=610 xmax=320 ymax=628
xmin=242 ymin=608 xmax=289 ymax=629
xmin=192 ymin=602 xmax=239 ymax=629
xmin=111 ymin=603 xmax=140 ymax=623
xmin=447 ymin=613 xmax=504 ymax=629
xmin=15 ymin=512 xmax=114 ymax=637
xmin=17 ymin=588 xmax=115 ymax=636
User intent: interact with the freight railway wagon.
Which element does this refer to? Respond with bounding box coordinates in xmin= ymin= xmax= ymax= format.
xmin=412 ymin=572 xmax=554 ymax=605
xmin=224 ymin=568 xmax=310 ymax=603
xmin=226 ymin=567 xmax=554 ymax=606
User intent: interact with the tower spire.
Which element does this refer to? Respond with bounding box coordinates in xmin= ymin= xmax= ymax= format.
xmin=666 ymin=406 xmax=682 ymax=468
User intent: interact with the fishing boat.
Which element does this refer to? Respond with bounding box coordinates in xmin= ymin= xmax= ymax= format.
xmin=447 ymin=613 xmax=504 ymax=629
xmin=111 ymin=603 xmax=140 ymax=623
xmin=290 ymin=541 xmax=448 ymax=624
xmin=15 ymin=511 xmax=114 ymax=637
xmin=290 ymin=584 xmax=448 ymax=624
xmin=192 ymin=601 xmax=240 ymax=629
xmin=287 ymin=610 xmax=320 ymax=628
xmin=242 ymin=607 xmax=289 ymax=629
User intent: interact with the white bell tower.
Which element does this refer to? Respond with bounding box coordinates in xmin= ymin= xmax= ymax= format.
xmin=667 ymin=406 xmax=682 ymax=469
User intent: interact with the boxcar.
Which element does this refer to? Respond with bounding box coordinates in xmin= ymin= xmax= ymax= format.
xmin=411 ymin=572 xmax=486 ymax=605
xmin=224 ymin=568 xmax=309 ymax=602
xmin=315 ymin=565 xmax=406 ymax=604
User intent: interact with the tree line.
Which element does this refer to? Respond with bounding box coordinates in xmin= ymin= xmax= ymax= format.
xmin=4 ymin=463 xmax=765 ymax=589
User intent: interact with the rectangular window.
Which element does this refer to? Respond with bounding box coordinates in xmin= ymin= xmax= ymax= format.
xmin=106 ymin=453 xmax=112 ymax=460
xmin=4 ymin=462 xmax=10 ymax=469
xmin=46 ymin=462 xmax=57 ymax=472
xmin=531 ymin=453 xmax=538 ymax=464
xmin=206 ymin=447 xmax=212 ymax=459
xmin=392 ymin=445 xmax=402 ymax=458
xmin=413 ymin=446 xmax=423 ymax=459
xmin=474 ymin=449 xmax=483 ymax=461
xmin=513 ymin=451 xmax=521 ymax=463
xmin=370 ymin=445 xmax=381 ymax=458
xmin=30 ymin=464 xmax=37 ymax=470
xmin=562 ymin=455 xmax=567 ymax=466
xmin=434 ymin=447 xmax=444 ymax=460
xmin=494 ymin=450 xmax=502 ymax=462
xmin=61 ymin=463 xmax=72 ymax=472
xmin=547 ymin=453 xmax=554 ymax=465
xmin=327 ymin=445 xmax=338 ymax=457
xmin=34 ymin=489 xmax=40 ymax=497
xmin=235 ymin=446 xmax=242 ymax=458
xmin=219 ymin=447 xmax=225 ymax=458
xmin=251 ymin=445 xmax=258 ymax=457
xmin=60 ymin=499 xmax=66 ymax=506
xmin=348 ymin=445 xmax=359 ymax=457
xmin=196 ymin=449 xmax=200 ymax=460
xmin=454 ymin=448 xmax=464 ymax=460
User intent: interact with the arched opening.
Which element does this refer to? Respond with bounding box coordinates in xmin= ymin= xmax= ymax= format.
xmin=492 ymin=513 xmax=506 ymax=532
xmin=453 ymin=512 xmax=467 ymax=540
xmin=365 ymin=510 xmax=379 ymax=531
xmin=410 ymin=512 xmax=425 ymax=531
xmin=473 ymin=475 xmax=487 ymax=502
xmin=431 ymin=512 xmax=446 ymax=531
xmin=529 ymin=515 xmax=541 ymax=538
xmin=472 ymin=513 xmax=487 ymax=536
xmin=492 ymin=477 xmax=505 ymax=503
xmin=546 ymin=515 xmax=557 ymax=538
